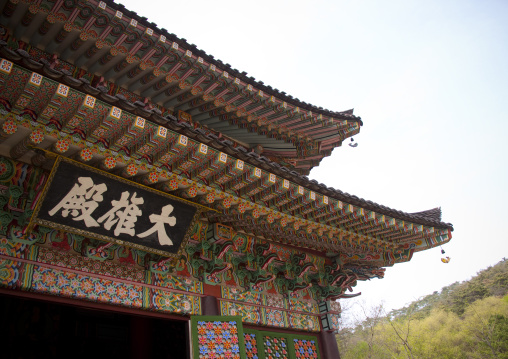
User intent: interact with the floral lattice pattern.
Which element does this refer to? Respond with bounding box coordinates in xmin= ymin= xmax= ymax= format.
xmin=293 ymin=338 xmax=319 ymax=359
xmin=244 ymin=332 xmax=258 ymax=359
xmin=263 ymin=336 xmax=289 ymax=359
xmin=246 ymin=330 xmax=321 ymax=359
xmin=196 ymin=320 xmax=241 ymax=359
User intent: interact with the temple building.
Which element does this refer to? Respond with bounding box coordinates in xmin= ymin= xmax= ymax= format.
xmin=0 ymin=0 xmax=453 ymax=358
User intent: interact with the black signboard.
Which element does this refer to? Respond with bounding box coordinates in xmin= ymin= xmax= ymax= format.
xmin=33 ymin=158 xmax=201 ymax=257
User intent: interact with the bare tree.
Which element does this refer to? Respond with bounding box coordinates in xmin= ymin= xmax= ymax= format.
xmin=387 ymin=314 xmax=415 ymax=359
xmin=348 ymin=300 xmax=386 ymax=359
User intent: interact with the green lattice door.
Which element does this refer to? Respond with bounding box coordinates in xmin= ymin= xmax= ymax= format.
xmin=243 ymin=329 xmax=321 ymax=359
xmin=191 ymin=316 xmax=320 ymax=359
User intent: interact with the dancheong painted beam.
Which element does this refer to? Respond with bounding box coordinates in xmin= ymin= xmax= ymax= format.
xmin=0 ymin=0 xmax=363 ymax=175
xmin=0 ymin=58 xmax=453 ymax=264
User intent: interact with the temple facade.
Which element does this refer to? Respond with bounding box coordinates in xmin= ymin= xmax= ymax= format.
xmin=0 ymin=0 xmax=453 ymax=358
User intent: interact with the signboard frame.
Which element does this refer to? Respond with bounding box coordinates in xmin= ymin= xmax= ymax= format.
xmin=32 ymin=157 xmax=203 ymax=258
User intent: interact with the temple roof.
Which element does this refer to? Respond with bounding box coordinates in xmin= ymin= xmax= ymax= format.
xmin=409 ymin=207 xmax=443 ymax=223
xmin=0 ymin=0 xmax=361 ymax=174
xmin=0 ymin=0 xmax=453 ymax=270
xmin=0 ymin=45 xmax=452 ymax=230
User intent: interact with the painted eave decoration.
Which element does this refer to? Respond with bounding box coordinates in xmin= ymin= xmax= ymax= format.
xmin=0 ymin=0 xmax=453 ymax=284
xmin=0 ymin=57 xmax=453 ymax=270
xmin=0 ymin=0 xmax=363 ymax=175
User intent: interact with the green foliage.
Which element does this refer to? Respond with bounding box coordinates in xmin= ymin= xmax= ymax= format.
xmin=486 ymin=315 xmax=508 ymax=358
xmin=337 ymin=259 xmax=508 ymax=358
xmin=441 ymin=259 xmax=508 ymax=316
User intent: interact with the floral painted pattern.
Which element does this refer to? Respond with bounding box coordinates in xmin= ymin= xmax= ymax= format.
xmin=37 ymin=247 xmax=144 ymax=282
xmin=31 ymin=265 xmax=142 ymax=307
xmin=222 ymin=286 xmax=264 ymax=304
xmin=264 ymin=308 xmax=288 ymax=328
xmin=221 ymin=301 xmax=262 ymax=325
xmin=151 ymin=289 xmax=201 ymax=315
xmin=288 ymin=298 xmax=318 ymax=314
xmin=326 ymin=313 xmax=341 ymax=331
xmin=196 ymin=320 xmax=241 ymax=359
xmin=288 ymin=313 xmax=320 ymax=332
xmin=330 ymin=301 xmax=341 ymax=312
xmin=293 ymin=338 xmax=319 ymax=359
xmin=0 ymin=237 xmax=26 ymax=259
xmin=265 ymin=294 xmax=287 ymax=309
xmin=152 ymin=272 xmax=202 ymax=294
xmin=0 ymin=258 xmax=22 ymax=287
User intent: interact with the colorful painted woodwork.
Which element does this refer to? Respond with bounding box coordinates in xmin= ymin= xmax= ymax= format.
xmin=0 ymin=61 xmax=452 ymax=263
xmin=0 ymin=1 xmax=453 ymax=358
xmin=191 ymin=316 xmax=247 ymax=359
xmin=243 ymin=329 xmax=321 ymax=359
xmin=0 ymin=1 xmax=364 ymax=175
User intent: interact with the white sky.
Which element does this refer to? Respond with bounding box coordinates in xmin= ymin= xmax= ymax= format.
xmin=118 ymin=0 xmax=508 ymax=314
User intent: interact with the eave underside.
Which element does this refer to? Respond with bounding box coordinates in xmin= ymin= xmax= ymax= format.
xmin=0 ymin=0 xmax=362 ymax=174
xmin=0 ymin=58 xmax=453 ymax=272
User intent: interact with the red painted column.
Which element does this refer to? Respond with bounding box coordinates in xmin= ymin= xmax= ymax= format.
xmin=201 ymin=295 xmax=220 ymax=316
xmin=201 ymin=283 xmax=221 ymax=315
xmin=319 ymin=330 xmax=341 ymax=359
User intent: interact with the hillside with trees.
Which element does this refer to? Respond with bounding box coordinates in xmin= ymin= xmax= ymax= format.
xmin=337 ymin=259 xmax=508 ymax=359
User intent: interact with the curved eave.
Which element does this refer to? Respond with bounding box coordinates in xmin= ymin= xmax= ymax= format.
xmin=0 ymin=0 xmax=361 ymax=173
xmin=0 ymin=58 xmax=452 ymax=270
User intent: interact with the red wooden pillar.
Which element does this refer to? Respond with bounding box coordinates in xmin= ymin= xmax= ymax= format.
xmin=319 ymin=330 xmax=341 ymax=358
xmin=201 ymin=283 xmax=221 ymax=315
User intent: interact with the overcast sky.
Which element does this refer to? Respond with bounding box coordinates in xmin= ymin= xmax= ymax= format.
xmin=118 ymin=0 xmax=508 ymax=314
